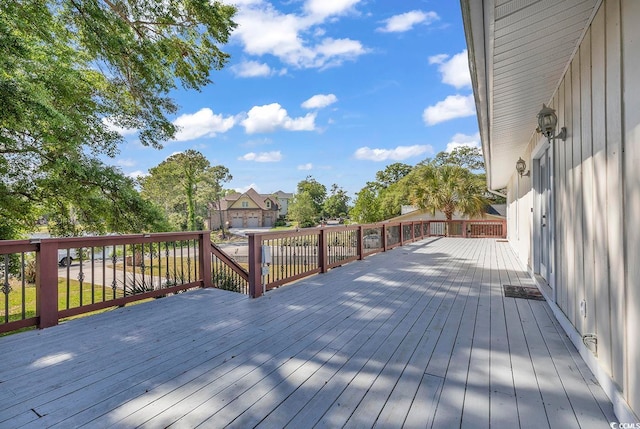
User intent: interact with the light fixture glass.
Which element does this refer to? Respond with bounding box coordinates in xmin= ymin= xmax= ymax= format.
xmin=516 ymin=157 xmax=529 ymax=177
xmin=537 ymin=104 xmax=567 ymax=141
xmin=537 ymin=104 xmax=557 ymax=138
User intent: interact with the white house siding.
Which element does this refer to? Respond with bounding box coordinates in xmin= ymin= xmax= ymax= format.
xmin=505 ymin=0 xmax=639 ymax=417
xmin=622 ymin=0 xmax=640 ymax=414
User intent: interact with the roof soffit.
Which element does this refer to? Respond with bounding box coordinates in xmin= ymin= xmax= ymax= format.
xmin=462 ymin=0 xmax=600 ymax=189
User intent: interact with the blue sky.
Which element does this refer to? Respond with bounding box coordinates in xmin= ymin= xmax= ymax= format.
xmin=107 ymin=0 xmax=479 ymax=198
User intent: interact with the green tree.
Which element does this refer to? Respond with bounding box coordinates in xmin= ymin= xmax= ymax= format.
xmin=323 ymin=184 xmax=350 ymax=219
xmin=297 ymin=176 xmax=326 ymax=216
xmin=141 ymin=150 xmax=222 ymax=231
xmin=197 ymin=166 xmax=232 ymax=237
xmin=0 ymin=1 xmax=236 ymax=237
xmin=288 ymin=192 xmax=318 ymax=228
xmin=407 ymin=164 xmax=489 ymax=221
xmin=350 ymin=184 xmax=381 ymax=223
xmin=374 ymin=163 xmax=413 ymax=189
xmin=431 ymin=146 xmax=484 ymax=171
xmin=350 ymin=163 xmax=413 ymax=223
xmin=44 ymin=160 xmax=169 ymax=236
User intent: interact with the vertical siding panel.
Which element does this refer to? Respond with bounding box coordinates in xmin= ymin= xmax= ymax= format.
xmin=553 ymin=82 xmax=572 ymax=319
xmin=581 ymin=29 xmax=596 ymax=337
xmin=605 ymin=0 xmax=625 ymax=390
xmin=554 ymin=82 xmax=564 ymax=310
xmin=621 ymin=0 xmax=640 ymax=414
xmin=572 ymin=50 xmax=584 ymax=330
xmin=562 ymin=71 xmax=572 ymax=316
xmin=590 ymin=5 xmax=612 ymax=377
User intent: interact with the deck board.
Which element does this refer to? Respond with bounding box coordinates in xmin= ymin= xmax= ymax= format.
xmin=0 ymin=238 xmax=616 ymax=428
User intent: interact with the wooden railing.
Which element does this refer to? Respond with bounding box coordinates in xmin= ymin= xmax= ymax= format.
xmin=245 ymin=219 xmax=506 ymax=298
xmin=0 ymin=219 xmax=505 ymax=333
xmin=0 ymin=232 xmax=217 ymax=334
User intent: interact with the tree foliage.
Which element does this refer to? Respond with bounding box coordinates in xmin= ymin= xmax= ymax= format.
xmin=406 ymin=164 xmax=489 ymax=220
xmin=374 ymin=163 xmax=413 ymax=189
xmin=0 ymin=1 xmax=236 ymax=238
xmin=349 ymin=164 xmax=412 ymax=223
xmin=351 ymin=147 xmax=492 ymax=224
xmin=431 ymin=146 xmax=484 ymax=171
xmin=140 ymin=150 xmax=231 ymax=231
xmin=288 ymin=192 xmax=318 ymax=228
xmin=297 ymin=176 xmax=327 ymax=216
xmin=323 ymin=184 xmax=350 ymax=219
xmin=350 ymin=184 xmax=381 ymax=224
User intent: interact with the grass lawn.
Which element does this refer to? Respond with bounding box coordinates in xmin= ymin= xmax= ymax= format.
xmin=0 ymin=278 xmax=130 ymax=336
xmin=112 ymin=255 xmax=198 ymax=281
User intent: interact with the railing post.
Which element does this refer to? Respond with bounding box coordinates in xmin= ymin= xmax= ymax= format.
xmin=36 ymin=240 xmax=59 ymax=329
xmin=462 ymin=221 xmax=468 ymax=238
xmin=248 ymin=233 xmax=263 ymax=298
xmin=357 ymin=225 xmax=364 ymax=260
xmin=199 ymin=232 xmax=212 ymax=288
xmin=502 ymin=219 xmax=507 ymax=238
xmin=319 ymin=228 xmax=328 ymax=273
xmin=382 ymin=224 xmax=388 ymax=251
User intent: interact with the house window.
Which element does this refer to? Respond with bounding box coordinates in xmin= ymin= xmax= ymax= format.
xmin=241 ymin=201 xmax=248 ymax=208
xmin=266 ymin=200 xmax=271 ymax=208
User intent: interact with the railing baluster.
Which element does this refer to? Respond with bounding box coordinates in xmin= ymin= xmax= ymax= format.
xmin=91 ymin=247 xmax=95 ymax=304
xmin=2 ymin=254 xmax=9 ymax=324
xmin=21 ymin=253 xmax=26 ymax=319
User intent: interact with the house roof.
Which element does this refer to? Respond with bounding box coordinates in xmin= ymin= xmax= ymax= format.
xmin=396 ymin=204 xmax=506 ymax=221
xmin=213 ymin=188 xmax=281 ymax=211
xmin=461 ymin=0 xmax=599 ymax=190
xmin=273 ymin=190 xmax=293 ymax=199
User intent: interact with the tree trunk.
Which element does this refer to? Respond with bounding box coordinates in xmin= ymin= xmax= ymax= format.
xmin=217 ymin=196 xmax=226 ymax=239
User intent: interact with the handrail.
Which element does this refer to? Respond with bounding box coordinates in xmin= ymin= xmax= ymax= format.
xmin=0 ymin=220 xmax=507 ymax=334
xmin=210 ymin=242 xmax=249 ymax=282
xmin=246 ymin=219 xmax=507 ymax=298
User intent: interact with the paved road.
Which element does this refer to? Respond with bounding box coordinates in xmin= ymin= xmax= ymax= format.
xmin=58 ymin=243 xmax=250 ymax=288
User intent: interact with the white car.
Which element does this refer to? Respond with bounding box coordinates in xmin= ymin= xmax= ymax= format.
xmin=57 ymin=248 xmax=78 ymax=267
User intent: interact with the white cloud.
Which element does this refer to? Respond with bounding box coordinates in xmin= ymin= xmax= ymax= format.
xmin=127 ymin=170 xmax=148 ymax=179
xmin=302 ymin=94 xmax=338 ymax=109
xmin=354 ymin=145 xmax=433 ymax=161
xmin=446 ymin=132 xmax=481 ymax=152
xmin=423 ymin=94 xmax=476 ymax=126
xmin=241 ymin=103 xmax=316 ymax=133
xmin=429 ymin=50 xmax=471 ymax=89
xmin=231 ymin=60 xmax=273 ymax=77
xmin=231 ymin=1 xmax=368 ymax=69
xmin=102 ymin=117 xmax=137 ymax=136
xmin=298 ymin=163 xmax=313 ymax=170
xmin=173 ymin=108 xmax=236 ymax=141
xmin=304 ymin=0 xmax=361 ymax=19
xmin=428 ymin=54 xmax=448 ymax=64
xmin=238 ymin=151 xmax=283 ymax=162
xmin=116 ymin=158 xmax=136 ymax=167
xmin=377 ymin=10 xmax=439 ymax=33
xmin=235 ymin=183 xmax=260 ymax=193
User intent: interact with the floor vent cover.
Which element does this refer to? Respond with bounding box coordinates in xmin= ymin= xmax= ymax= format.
xmin=503 ymin=285 xmax=545 ymax=301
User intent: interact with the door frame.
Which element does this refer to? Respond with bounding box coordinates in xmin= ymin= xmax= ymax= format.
xmin=532 ymin=139 xmax=555 ymax=293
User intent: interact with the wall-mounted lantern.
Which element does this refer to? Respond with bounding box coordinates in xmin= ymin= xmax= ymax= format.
xmin=516 ymin=157 xmax=530 ymax=177
xmin=537 ymin=104 xmax=567 ymax=141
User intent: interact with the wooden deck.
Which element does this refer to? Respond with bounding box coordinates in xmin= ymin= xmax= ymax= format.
xmin=0 ymin=238 xmax=616 ymax=428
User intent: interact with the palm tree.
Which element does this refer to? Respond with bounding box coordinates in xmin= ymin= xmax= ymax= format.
xmin=407 ymin=164 xmax=489 ymax=235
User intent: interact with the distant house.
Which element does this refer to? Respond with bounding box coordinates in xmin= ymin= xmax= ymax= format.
xmin=391 ymin=205 xmax=506 ymax=222
xmin=208 ymin=188 xmax=281 ymax=229
xmin=272 ymin=190 xmax=293 ymax=218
